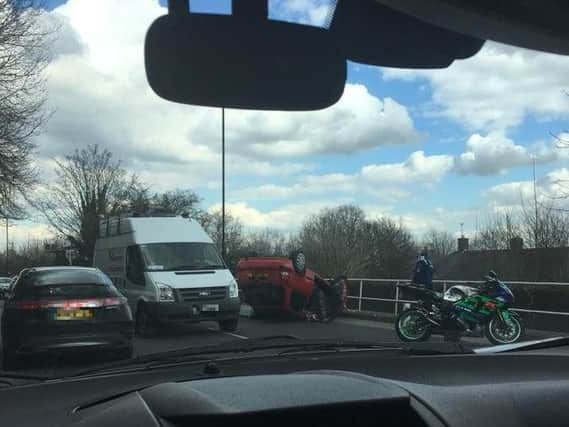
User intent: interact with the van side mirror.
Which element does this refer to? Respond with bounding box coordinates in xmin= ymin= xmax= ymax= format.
xmin=127 ymin=264 xmax=145 ymax=286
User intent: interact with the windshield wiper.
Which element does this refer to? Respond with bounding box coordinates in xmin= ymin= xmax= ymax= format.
xmin=68 ymin=335 xmax=303 ymax=377
xmin=277 ymin=341 xmax=473 ymax=356
xmin=69 ymin=337 xmax=472 ymax=378
xmin=474 ymin=336 xmax=569 ymax=354
xmin=165 ymin=265 xmax=225 ymax=271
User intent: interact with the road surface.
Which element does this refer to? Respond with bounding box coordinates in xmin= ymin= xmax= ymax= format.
xmin=3 ymin=314 xmax=562 ymax=378
xmin=134 ymin=316 xmax=485 ymax=356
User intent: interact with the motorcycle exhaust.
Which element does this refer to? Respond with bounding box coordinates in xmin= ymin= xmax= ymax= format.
xmin=425 ymin=316 xmax=441 ymax=327
xmin=416 ymin=309 xmax=441 ymax=326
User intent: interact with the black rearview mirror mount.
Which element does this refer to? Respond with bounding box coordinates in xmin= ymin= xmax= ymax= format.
xmin=145 ymin=0 xmax=346 ymax=111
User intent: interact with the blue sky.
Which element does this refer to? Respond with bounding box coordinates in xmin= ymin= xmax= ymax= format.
xmin=16 ymin=0 xmax=569 ymax=243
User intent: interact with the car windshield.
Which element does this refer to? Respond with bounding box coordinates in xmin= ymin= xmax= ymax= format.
xmin=1 ymin=0 xmax=568 ymax=379
xmin=140 ymin=243 xmax=225 ymax=271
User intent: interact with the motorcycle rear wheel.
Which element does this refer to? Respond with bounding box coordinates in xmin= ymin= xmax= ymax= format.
xmin=395 ymin=309 xmax=432 ymax=342
xmin=485 ymin=314 xmax=524 ymax=345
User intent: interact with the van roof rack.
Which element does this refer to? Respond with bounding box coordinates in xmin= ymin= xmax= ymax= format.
xmin=99 ymin=211 xmax=183 ymax=238
xmin=113 ymin=210 xmax=177 ymax=218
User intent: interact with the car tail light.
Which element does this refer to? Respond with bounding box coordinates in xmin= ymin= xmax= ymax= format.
xmin=279 ymin=266 xmax=290 ymax=281
xmin=14 ymin=297 xmax=127 ymax=310
xmin=484 ymin=301 xmax=497 ymax=309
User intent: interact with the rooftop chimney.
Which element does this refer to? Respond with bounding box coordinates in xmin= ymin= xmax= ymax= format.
xmin=510 ymin=237 xmax=523 ymax=251
xmin=457 ymin=237 xmax=469 ymax=252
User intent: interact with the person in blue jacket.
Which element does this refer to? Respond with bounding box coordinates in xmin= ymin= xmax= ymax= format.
xmin=412 ymin=249 xmax=434 ymax=290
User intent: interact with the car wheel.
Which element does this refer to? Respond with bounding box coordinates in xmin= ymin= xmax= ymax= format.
xmin=290 ymin=250 xmax=306 ymax=275
xmin=135 ymin=305 xmax=154 ymax=338
xmin=219 ymin=318 xmax=239 ymax=332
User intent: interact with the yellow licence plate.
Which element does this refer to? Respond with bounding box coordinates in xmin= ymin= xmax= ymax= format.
xmin=55 ymin=309 xmax=94 ymax=320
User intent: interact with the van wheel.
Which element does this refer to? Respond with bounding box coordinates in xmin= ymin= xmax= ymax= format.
xmin=219 ymin=318 xmax=239 ymax=332
xmin=135 ymin=306 xmax=154 ymax=338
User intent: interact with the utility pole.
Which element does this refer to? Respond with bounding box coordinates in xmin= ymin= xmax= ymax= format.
xmin=4 ymin=216 xmax=8 ymax=274
xmin=221 ymin=107 xmax=226 ymax=260
xmin=532 ymin=156 xmax=539 ymax=248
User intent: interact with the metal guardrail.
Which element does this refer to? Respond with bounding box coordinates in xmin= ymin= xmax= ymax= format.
xmin=346 ymin=278 xmax=569 ymax=318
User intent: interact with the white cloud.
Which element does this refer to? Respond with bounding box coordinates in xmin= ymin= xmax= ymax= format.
xmin=228 ymin=84 xmax=421 ymax=159
xmin=361 ymin=151 xmax=453 ymax=184
xmin=483 ymin=168 xmax=569 ymax=210
xmin=3 ymin=222 xmax=54 ymax=247
xmin=208 ymin=200 xmax=344 ymax=231
xmin=235 ymin=173 xmax=360 ymax=201
xmin=383 ymin=42 xmax=569 ymax=131
xmin=484 ymin=181 xmax=535 ymax=208
xmin=206 ymin=200 xmax=474 ymax=239
xmin=234 ymin=151 xmax=453 ymax=201
xmin=455 ymin=132 xmax=565 ymax=175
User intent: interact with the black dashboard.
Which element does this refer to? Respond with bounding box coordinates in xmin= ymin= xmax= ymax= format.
xmin=2 ymin=349 xmax=569 ymax=426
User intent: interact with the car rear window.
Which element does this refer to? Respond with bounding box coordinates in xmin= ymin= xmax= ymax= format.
xmin=17 ymin=270 xmax=119 ymax=299
xmin=22 ymin=270 xmax=111 ymax=286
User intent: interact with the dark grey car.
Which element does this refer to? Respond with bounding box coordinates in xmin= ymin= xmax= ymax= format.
xmin=1 ymin=267 xmax=134 ymax=370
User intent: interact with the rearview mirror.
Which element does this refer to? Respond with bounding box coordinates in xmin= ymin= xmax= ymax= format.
xmin=144 ymin=3 xmax=346 ymax=111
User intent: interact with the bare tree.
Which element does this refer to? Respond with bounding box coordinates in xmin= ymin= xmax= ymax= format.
xmin=361 ymin=218 xmax=416 ymax=278
xmin=150 ymin=189 xmax=201 ymax=216
xmin=472 ymin=201 xmax=569 ymax=250
xmin=0 ymin=238 xmax=53 ymax=273
xmin=0 ymin=0 xmax=55 ymax=218
xmin=472 ymin=211 xmax=520 ymax=250
xmin=520 ymin=199 xmax=569 ymax=248
xmin=37 ymin=145 xmax=128 ymax=261
xmin=299 ymin=205 xmax=367 ymax=277
xmin=298 ymin=205 xmax=416 ymax=277
xmin=242 ymin=229 xmax=288 ymax=257
xmin=110 ymin=174 xmax=150 ymax=215
xmin=423 ymin=228 xmax=456 ymax=262
xmin=112 ymin=179 xmax=204 ymax=218
xmin=198 ymin=210 xmax=245 ymax=269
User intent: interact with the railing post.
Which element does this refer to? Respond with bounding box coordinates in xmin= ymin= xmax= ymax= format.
xmin=358 ymin=280 xmax=363 ymax=312
xmin=443 ymin=282 xmax=447 ymax=293
xmin=394 ymin=281 xmax=400 ymax=316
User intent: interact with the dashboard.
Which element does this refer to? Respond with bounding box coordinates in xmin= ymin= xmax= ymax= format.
xmin=1 ymin=349 xmax=569 ymax=426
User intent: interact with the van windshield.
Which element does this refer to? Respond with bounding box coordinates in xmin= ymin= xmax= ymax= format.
xmin=139 ymin=243 xmax=225 ymax=272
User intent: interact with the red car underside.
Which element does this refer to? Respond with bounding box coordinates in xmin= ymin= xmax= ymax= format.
xmin=236 ymin=257 xmax=316 ymax=316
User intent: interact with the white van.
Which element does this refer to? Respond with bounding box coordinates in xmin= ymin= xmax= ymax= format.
xmin=93 ymin=216 xmax=240 ymax=336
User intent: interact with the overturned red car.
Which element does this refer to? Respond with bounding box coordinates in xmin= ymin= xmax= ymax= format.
xmin=236 ymin=251 xmax=348 ymax=320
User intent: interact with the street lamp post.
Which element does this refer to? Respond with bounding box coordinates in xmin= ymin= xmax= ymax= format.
xmin=221 ymin=107 xmax=226 ymax=261
xmin=4 ymin=216 xmax=8 ymax=274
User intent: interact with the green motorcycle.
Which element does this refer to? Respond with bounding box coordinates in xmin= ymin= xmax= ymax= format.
xmin=395 ymin=272 xmax=524 ymax=345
